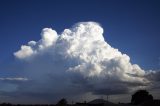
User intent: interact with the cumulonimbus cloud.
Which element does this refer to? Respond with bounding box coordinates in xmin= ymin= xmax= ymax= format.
xmin=11 ymin=22 xmax=159 ymax=102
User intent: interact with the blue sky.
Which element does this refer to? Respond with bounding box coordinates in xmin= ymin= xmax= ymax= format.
xmin=0 ymin=0 xmax=160 ymax=70
xmin=0 ymin=0 xmax=160 ymax=103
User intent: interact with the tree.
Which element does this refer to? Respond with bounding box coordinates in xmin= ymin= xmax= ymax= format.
xmin=57 ymin=98 xmax=68 ymax=106
xmin=131 ymin=90 xmax=153 ymax=105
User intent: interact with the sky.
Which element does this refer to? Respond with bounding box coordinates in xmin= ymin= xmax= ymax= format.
xmin=0 ymin=0 xmax=160 ymax=104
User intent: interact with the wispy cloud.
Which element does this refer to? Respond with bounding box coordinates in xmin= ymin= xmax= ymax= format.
xmin=0 ymin=77 xmax=28 ymax=81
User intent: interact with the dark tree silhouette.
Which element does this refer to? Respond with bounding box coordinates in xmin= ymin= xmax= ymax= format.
xmin=131 ymin=90 xmax=153 ymax=105
xmin=56 ymin=98 xmax=67 ymax=106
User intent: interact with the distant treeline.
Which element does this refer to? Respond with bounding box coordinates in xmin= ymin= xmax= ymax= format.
xmin=0 ymin=90 xmax=160 ymax=106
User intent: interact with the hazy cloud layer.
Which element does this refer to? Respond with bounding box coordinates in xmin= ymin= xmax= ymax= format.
xmin=0 ymin=77 xmax=28 ymax=81
xmin=2 ymin=22 xmax=158 ymax=103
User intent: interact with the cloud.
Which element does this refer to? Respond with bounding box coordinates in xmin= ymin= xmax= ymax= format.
xmin=6 ymin=22 xmax=158 ymax=103
xmin=14 ymin=28 xmax=58 ymax=59
xmin=0 ymin=77 xmax=28 ymax=81
xmin=13 ymin=45 xmax=35 ymax=59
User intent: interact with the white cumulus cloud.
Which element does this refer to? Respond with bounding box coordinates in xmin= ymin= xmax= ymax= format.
xmin=10 ymin=22 xmax=159 ymax=102
xmin=14 ymin=28 xmax=58 ymax=59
